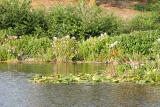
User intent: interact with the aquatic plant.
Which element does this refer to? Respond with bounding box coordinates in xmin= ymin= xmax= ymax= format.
xmin=31 ymin=73 xmax=113 ymax=84
xmin=3 ymin=36 xmax=52 ymax=61
xmin=31 ymin=69 xmax=160 ymax=84
xmin=31 ymin=58 xmax=160 ymax=85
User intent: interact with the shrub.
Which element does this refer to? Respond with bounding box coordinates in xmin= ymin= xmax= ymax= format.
xmin=40 ymin=47 xmax=54 ymax=62
xmin=47 ymin=5 xmax=122 ymax=39
xmin=77 ymin=33 xmax=110 ymax=61
xmin=151 ymin=38 xmax=160 ymax=58
xmin=0 ymin=46 xmax=8 ymax=61
xmin=0 ymin=30 xmax=7 ymax=44
xmin=52 ymin=36 xmax=78 ymax=62
xmin=79 ymin=6 xmax=122 ymax=39
xmin=47 ymin=5 xmax=82 ymax=39
xmin=5 ymin=36 xmax=52 ymax=59
xmin=134 ymin=1 xmax=160 ymax=11
xmin=112 ymin=30 xmax=160 ymax=55
xmin=126 ymin=13 xmax=159 ymax=32
xmin=0 ymin=0 xmax=47 ymax=36
xmin=78 ymin=30 xmax=160 ymax=62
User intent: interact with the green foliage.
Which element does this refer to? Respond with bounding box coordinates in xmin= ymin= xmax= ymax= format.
xmin=0 ymin=46 xmax=8 ymax=61
xmin=78 ymin=33 xmax=110 ymax=61
xmin=0 ymin=30 xmax=159 ymax=62
xmin=40 ymin=48 xmax=54 ymax=62
xmin=78 ymin=6 xmax=122 ymax=39
xmin=47 ymin=5 xmax=122 ymax=39
xmin=52 ymin=36 xmax=78 ymax=62
xmin=113 ymin=30 xmax=160 ymax=55
xmin=31 ymin=60 xmax=160 ymax=84
xmin=5 ymin=36 xmax=52 ymax=59
xmin=31 ymin=73 xmax=111 ymax=84
xmin=0 ymin=0 xmax=47 ymax=36
xmin=151 ymin=38 xmax=160 ymax=58
xmin=126 ymin=13 xmax=159 ymax=32
xmin=1 ymin=0 xmax=159 ymax=40
xmin=115 ymin=64 xmax=132 ymax=76
xmin=0 ymin=1 xmax=122 ymax=39
xmin=0 ymin=30 xmax=7 ymax=44
xmin=134 ymin=1 xmax=160 ymax=11
xmin=47 ymin=5 xmax=82 ymax=39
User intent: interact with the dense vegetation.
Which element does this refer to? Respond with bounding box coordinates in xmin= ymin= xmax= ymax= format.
xmin=134 ymin=0 xmax=160 ymax=11
xmin=0 ymin=0 xmax=160 ymax=84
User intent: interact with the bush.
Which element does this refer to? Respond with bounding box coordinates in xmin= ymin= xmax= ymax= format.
xmin=5 ymin=36 xmax=52 ymax=59
xmin=126 ymin=13 xmax=159 ymax=32
xmin=112 ymin=30 xmax=160 ymax=55
xmin=47 ymin=5 xmax=82 ymax=39
xmin=52 ymin=36 xmax=78 ymax=62
xmin=47 ymin=5 xmax=122 ymax=39
xmin=0 ymin=1 xmax=121 ymax=39
xmin=134 ymin=1 xmax=160 ymax=11
xmin=78 ymin=5 xmax=122 ymax=39
xmin=77 ymin=33 xmax=110 ymax=61
xmin=0 ymin=30 xmax=7 ymax=44
xmin=0 ymin=0 xmax=47 ymax=36
xmin=40 ymin=48 xmax=54 ymax=62
xmin=0 ymin=46 xmax=8 ymax=61
xmin=76 ymin=30 xmax=160 ymax=62
xmin=151 ymin=38 xmax=160 ymax=58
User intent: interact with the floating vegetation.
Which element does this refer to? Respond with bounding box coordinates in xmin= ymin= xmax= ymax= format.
xmin=31 ymin=68 xmax=160 ymax=85
xmin=31 ymin=73 xmax=114 ymax=84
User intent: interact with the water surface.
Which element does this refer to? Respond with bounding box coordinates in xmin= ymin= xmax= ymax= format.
xmin=0 ymin=63 xmax=160 ymax=107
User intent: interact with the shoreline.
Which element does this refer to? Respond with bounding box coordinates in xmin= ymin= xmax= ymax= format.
xmin=0 ymin=59 xmax=108 ymax=64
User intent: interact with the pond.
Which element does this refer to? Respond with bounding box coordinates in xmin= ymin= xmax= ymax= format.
xmin=0 ymin=63 xmax=160 ymax=107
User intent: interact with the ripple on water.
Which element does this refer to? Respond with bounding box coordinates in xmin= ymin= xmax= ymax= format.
xmin=0 ymin=64 xmax=160 ymax=107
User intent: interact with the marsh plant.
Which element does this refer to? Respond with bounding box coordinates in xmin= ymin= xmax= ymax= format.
xmin=78 ymin=33 xmax=110 ymax=61
xmin=1 ymin=36 xmax=52 ymax=61
xmin=52 ymin=36 xmax=78 ymax=62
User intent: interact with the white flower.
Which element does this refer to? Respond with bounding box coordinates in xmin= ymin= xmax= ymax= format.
xmin=7 ymin=49 xmax=11 ymax=52
xmin=100 ymin=33 xmax=104 ymax=37
xmin=104 ymin=32 xmax=107 ymax=35
xmin=157 ymin=38 xmax=160 ymax=42
xmin=65 ymin=35 xmax=70 ymax=38
xmin=109 ymin=41 xmax=118 ymax=48
xmin=53 ymin=37 xmax=57 ymax=40
xmin=71 ymin=37 xmax=76 ymax=40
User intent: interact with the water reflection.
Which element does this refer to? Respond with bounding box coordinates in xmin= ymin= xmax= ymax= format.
xmin=0 ymin=64 xmax=160 ymax=107
xmin=0 ymin=63 xmax=107 ymax=75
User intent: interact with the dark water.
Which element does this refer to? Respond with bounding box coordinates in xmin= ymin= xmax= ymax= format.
xmin=0 ymin=63 xmax=160 ymax=107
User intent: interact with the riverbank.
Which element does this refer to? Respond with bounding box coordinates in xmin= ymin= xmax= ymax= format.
xmin=1 ymin=30 xmax=160 ymax=63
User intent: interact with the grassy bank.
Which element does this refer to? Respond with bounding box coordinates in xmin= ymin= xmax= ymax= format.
xmin=0 ymin=30 xmax=160 ymax=62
